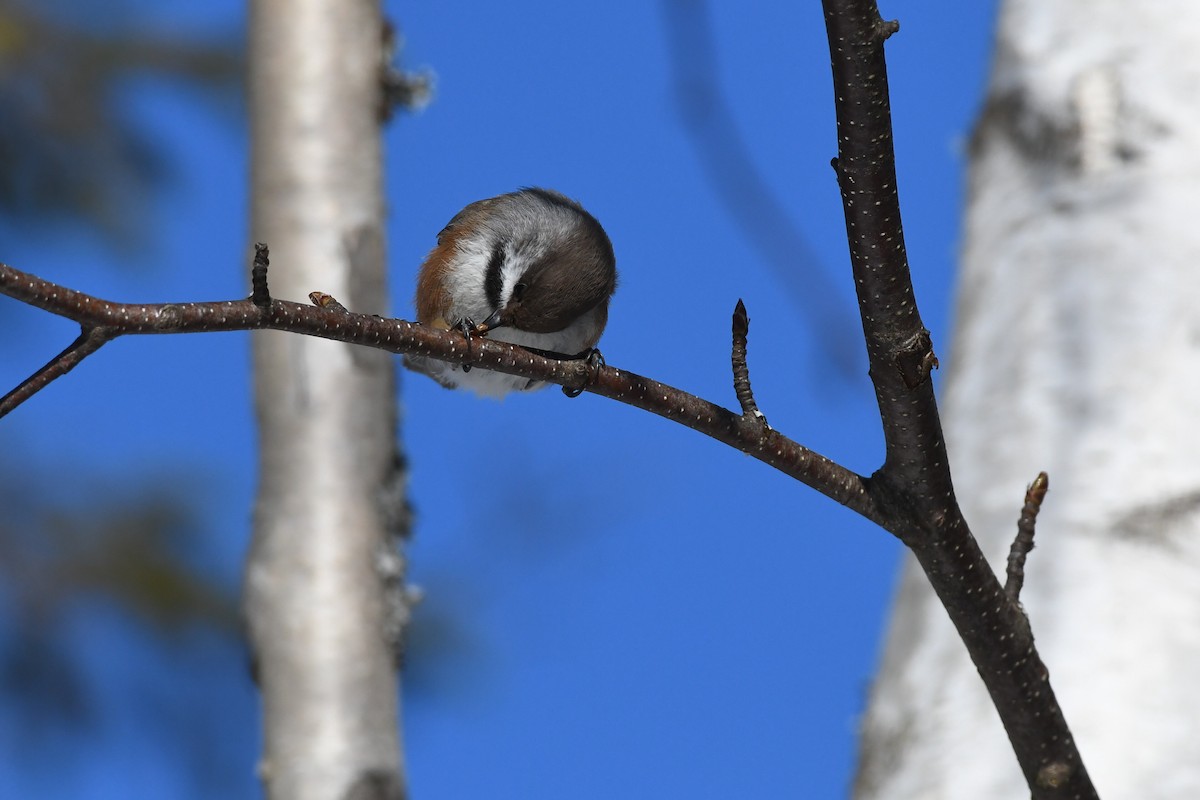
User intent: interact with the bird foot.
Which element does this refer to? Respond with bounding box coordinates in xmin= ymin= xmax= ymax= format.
xmin=562 ymin=348 xmax=605 ymax=398
xmin=454 ymin=318 xmax=486 ymax=372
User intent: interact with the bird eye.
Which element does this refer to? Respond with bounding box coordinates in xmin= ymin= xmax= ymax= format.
xmin=513 ymin=282 xmax=527 ymax=301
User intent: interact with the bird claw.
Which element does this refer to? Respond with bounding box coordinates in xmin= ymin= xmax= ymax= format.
xmin=454 ymin=318 xmax=484 ymax=372
xmin=562 ymin=348 xmax=605 ymax=398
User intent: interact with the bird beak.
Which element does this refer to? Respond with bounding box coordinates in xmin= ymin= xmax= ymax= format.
xmin=477 ymin=307 xmax=507 ymax=334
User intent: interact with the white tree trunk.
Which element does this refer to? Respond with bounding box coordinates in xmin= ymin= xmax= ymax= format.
xmin=244 ymin=1 xmax=407 ymax=798
xmin=855 ymin=2 xmax=1200 ymax=798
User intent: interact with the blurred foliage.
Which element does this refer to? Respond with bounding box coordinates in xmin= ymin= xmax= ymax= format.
xmin=0 ymin=1 xmax=250 ymax=793
xmin=0 ymin=0 xmax=244 ymax=714
xmin=0 ymin=470 xmax=252 ymax=799
xmin=0 ymin=476 xmax=240 ymax=730
xmin=0 ymin=0 xmax=242 ymax=248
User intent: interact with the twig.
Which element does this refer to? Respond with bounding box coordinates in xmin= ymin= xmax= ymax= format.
xmin=1006 ymin=472 xmax=1049 ymax=602
xmin=0 ymin=326 xmax=116 ymax=416
xmin=730 ymin=299 xmax=769 ymax=428
xmin=251 ymin=242 xmax=271 ymax=308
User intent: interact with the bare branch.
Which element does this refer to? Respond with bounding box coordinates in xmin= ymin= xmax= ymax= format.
xmin=822 ymin=0 xmax=1095 ymax=796
xmin=0 ymin=326 xmax=116 ymax=417
xmin=0 ymin=261 xmax=878 ymax=523
xmin=1006 ymin=472 xmax=1049 ymax=602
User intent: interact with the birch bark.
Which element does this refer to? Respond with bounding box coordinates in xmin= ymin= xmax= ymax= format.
xmin=856 ymin=3 xmax=1200 ymax=797
xmin=245 ymin=2 xmax=408 ymax=798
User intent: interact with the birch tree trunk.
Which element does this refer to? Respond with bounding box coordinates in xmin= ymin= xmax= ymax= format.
xmin=855 ymin=2 xmax=1200 ymax=797
xmin=244 ymin=1 xmax=408 ymax=798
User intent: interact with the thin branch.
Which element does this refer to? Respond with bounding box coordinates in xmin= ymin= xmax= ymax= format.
xmin=0 ymin=326 xmax=116 ymax=416
xmin=730 ymin=299 xmax=768 ymax=428
xmin=0 ymin=261 xmax=879 ymax=524
xmin=822 ymin=0 xmax=1095 ymax=796
xmin=1006 ymin=472 xmax=1049 ymax=602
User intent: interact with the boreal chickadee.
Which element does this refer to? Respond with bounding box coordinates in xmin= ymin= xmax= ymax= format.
xmin=405 ymin=188 xmax=617 ymax=397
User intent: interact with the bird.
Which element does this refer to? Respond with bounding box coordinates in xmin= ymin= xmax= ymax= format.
xmin=405 ymin=188 xmax=617 ymax=397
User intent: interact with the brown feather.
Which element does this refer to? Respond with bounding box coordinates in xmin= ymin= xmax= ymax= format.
xmin=415 ymin=198 xmax=501 ymax=327
xmin=414 ymin=239 xmax=455 ymax=328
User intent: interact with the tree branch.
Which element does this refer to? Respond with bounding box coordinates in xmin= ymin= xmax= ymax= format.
xmin=0 ymin=260 xmax=879 ymax=525
xmin=0 ymin=325 xmax=116 ymax=414
xmin=822 ymin=0 xmax=1095 ymax=796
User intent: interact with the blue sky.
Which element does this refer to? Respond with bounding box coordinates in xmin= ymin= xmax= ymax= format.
xmin=0 ymin=1 xmax=998 ymax=797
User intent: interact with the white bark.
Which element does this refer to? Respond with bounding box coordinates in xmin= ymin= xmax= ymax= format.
xmin=855 ymin=2 xmax=1200 ymax=798
xmin=245 ymin=1 xmax=407 ymax=798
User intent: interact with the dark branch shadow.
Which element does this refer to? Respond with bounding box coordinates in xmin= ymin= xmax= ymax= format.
xmin=661 ymin=0 xmax=861 ymax=382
